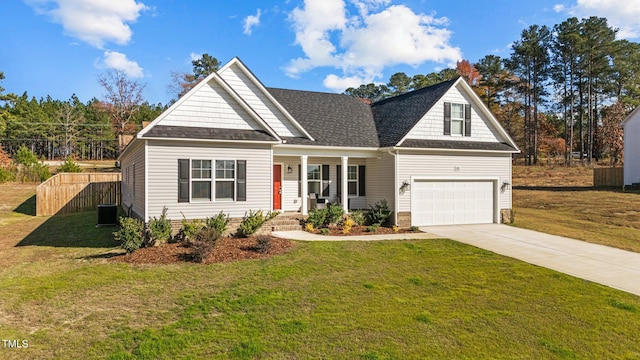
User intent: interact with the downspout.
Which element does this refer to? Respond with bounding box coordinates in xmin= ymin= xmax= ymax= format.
xmin=387 ymin=150 xmax=399 ymax=226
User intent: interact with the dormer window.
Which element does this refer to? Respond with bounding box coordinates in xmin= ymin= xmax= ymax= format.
xmin=444 ymin=102 xmax=471 ymax=137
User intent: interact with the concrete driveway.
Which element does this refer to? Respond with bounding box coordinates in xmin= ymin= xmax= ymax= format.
xmin=423 ymin=224 xmax=640 ymax=297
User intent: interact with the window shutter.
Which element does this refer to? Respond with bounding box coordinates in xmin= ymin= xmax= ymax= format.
xmin=443 ymin=102 xmax=451 ymax=135
xmin=298 ymin=164 xmax=301 ymax=197
xmin=336 ymin=165 xmax=342 ymax=198
xmin=358 ymin=165 xmax=366 ymax=196
xmin=236 ymin=160 xmax=246 ymax=201
xmin=464 ymin=104 xmax=471 ymax=137
xmin=322 ymin=164 xmax=330 ymax=197
xmin=178 ymin=159 xmax=189 ymax=203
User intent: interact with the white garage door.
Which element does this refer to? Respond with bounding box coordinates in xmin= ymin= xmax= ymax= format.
xmin=411 ymin=180 xmax=495 ymax=226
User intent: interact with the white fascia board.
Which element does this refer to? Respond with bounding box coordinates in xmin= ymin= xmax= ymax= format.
xmin=455 ymin=78 xmax=520 ymax=151
xmin=274 ymin=144 xmax=379 ymax=158
xmin=393 ymin=146 xmax=520 ymax=154
xmin=141 ymin=136 xmax=280 ymax=145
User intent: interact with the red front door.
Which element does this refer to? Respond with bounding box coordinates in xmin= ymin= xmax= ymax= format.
xmin=273 ymin=164 xmax=282 ymax=210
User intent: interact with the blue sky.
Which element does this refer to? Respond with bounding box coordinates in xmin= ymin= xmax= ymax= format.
xmin=2 ymin=0 xmax=640 ymax=105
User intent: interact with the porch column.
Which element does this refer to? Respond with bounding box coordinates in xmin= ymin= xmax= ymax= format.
xmin=341 ymin=156 xmax=348 ymax=214
xmin=301 ymin=155 xmax=308 ymax=215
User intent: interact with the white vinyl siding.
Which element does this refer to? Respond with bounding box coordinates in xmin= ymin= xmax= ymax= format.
xmin=405 ymin=83 xmax=503 ymax=142
xmin=146 ymin=140 xmax=271 ymax=219
xmin=218 ymin=64 xmax=304 ymax=137
xmin=157 ymin=79 xmax=264 ymax=131
xmin=120 ymin=139 xmax=145 ymax=220
xmin=274 ymin=156 xmax=367 ymax=211
xmin=397 ymin=151 xmax=512 ymax=213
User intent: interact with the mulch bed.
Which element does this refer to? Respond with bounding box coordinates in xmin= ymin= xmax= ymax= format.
xmin=111 ymin=236 xmax=295 ymax=265
xmin=310 ymin=225 xmax=419 ymax=236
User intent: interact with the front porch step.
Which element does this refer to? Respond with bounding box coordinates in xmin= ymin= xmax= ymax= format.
xmin=260 ymin=213 xmax=306 ymax=233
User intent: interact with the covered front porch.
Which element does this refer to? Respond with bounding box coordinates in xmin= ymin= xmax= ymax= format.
xmin=272 ymin=150 xmax=377 ymax=215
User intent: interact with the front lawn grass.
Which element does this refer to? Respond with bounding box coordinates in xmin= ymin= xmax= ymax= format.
xmin=1 ymin=215 xmax=640 ymax=358
xmin=2 ymin=182 xmax=640 ymax=358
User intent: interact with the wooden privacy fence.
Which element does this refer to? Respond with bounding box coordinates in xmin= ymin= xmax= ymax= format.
xmin=593 ymin=167 xmax=623 ymax=188
xmin=36 ymin=173 xmax=121 ymax=216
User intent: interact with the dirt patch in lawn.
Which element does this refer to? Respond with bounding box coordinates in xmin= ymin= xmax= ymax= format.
xmin=111 ymin=236 xmax=296 ymax=265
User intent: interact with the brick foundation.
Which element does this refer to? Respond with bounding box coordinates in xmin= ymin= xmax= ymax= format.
xmin=500 ymin=209 xmax=514 ymax=224
xmin=397 ymin=211 xmax=411 ymax=228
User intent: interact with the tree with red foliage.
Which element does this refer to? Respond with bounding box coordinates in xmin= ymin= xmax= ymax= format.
xmin=456 ymin=59 xmax=481 ymax=86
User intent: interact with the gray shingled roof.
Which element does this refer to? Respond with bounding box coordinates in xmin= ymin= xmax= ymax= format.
xmin=267 ymin=88 xmax=380 ymax=148
xmin=142 ymin=125 xmax=278 ymax=142
xmin=399 ymin=139 xmax=518 ymax=152
xmin=371 ymin=78 xmax=459 ymax=147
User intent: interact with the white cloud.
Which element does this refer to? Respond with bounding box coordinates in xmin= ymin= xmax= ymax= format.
xmin=26 ymin=0 xmax=148 ymax=48
xmin=554 ymin=0 xmax=640 ymax=38
xmin=243 ymin=9 xmax=261 ymax=35
xmin=103 ymin=51 xmax=143 ymax=78
xmin=323 ymin=74 xmax=369 ymax=92
xmin=286 ymin=0 xmax=462 ymax=90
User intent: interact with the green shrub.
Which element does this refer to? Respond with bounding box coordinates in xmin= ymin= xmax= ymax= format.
xmin=178 ymin=217 xmax=205 ymax=242
xmin=367 ymin=199 xmax=392 ymax=226
xmin=192 ymin=226 xmax=220 ymax=244
xmin=306 ymin=204 xmax=344 ymax=228
xmin=13 ymin=145 xmax=38 ymax=166
xmin=326 ymin=203 xmax=344 ymax=225
xmin=114 ymin=216 xmax=145 ymax=253
xmin=189 ymin=240 xmax=213 ymax=263
xmin=320 ymin=228 xmax=330 ymax=235
xmin=147 ymin=207 xmax=172 ymax=245
xmin=58 ymin=157 xmax=82 ymax=173
xmin=0 ymin=166 xmax=16 ymax=182
xmin=349 ymin=209 xmax=366 ymax=225
xmin=238 ymin=210 xmax=278 ymax=237
xmin=17 ymin=162 xmax=51 ymax=183
xmin=365 ymin=224 xmax=380 ymax=233
xmin=205 ymin=211 xmax=230 ymax=234
xmin=306 ymin=207 xmax=327 ymax=228
xmin=255 ymin=235 xmax=272 ymax=253
xmin=410 ymin=226 xmax=420 ymax=232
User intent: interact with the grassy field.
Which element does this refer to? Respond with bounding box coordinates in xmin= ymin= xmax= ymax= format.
xmin=512 ymin=165 xmax=640 ymax=253
xmin=1 ymin=182 xmax=640 ymax=358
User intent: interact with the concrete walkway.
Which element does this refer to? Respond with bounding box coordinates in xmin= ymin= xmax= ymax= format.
xmin=424 ymin=224 xmax=640 ymax=297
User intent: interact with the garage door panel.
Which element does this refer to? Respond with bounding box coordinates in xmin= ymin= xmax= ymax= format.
xmin=412 ymin=180 xmax=494 ymax=226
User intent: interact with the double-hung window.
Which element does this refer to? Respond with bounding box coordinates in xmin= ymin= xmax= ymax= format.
xmin=307 ymin=164 xmax=321 ymax=196
xmin=191 ymin=160 xmax=212 ymax=200
xmin=215 ymin=160 xmax=235 ymax=201
xmin=179 ymin=159 xmax=246 ymax=203
xmin=347 ymin=165 xmax=358 ymax=196
xmin=450 ymin=103 xmax=465 ymax=136
xmin=444 ymin=102 xmax=471 ymax=137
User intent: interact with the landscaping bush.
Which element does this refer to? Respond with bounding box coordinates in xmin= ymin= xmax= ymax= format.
xmin=147 ymin=207 xmax=172 ymax=245
xmin=367 ymin=199 xmax=392 ymax=226
xmin=238 ymin=210 xmax=278 ymax=237
xmin=114 ymin=216 xmax=145 ymax=253
xmin=342 ymin=216 xmax=355 ymax=234
xmin=58 ymin=157 xmax=82 ymax=173
xmin=365 ymin=224 xmax=380 ymax=233
xmin=326 ymin=203 xmax=344 ymax=225
xmin=349 ymin=210 xmax=366 ymax=226
xmin=306 ymin=204 xmax=344 ymax=229
xmin=205 ymin=211 xmax=230 ymax=234
xmin=188 ymin=226 xmax=221 ymax=262
xmin=255 ymin=235 xmax=272 ymax=253
xmin=320 ymin=228 xmax=330 ymax=235
xmin=306 ymin=207 xmax=327 ymax=228
xmin=410 ymin=226 xmax=420 ymax=232
xmin=178 ymin=217 xmax=205 ymax=242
